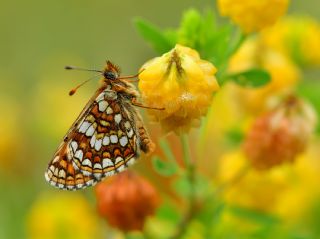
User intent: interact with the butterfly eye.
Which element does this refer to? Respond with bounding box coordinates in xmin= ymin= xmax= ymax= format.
xmin=104 ymin=71 xmax=117 ymax=80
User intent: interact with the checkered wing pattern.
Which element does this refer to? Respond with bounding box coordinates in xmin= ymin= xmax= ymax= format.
xmin=45 ymin=86 xmax=139 ymax=190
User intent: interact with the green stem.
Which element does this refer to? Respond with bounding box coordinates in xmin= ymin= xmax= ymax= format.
xmin=180 ymin=134 xmax=193 ymax=169
xmin=170 ymin=134 xmax=196 ymax=239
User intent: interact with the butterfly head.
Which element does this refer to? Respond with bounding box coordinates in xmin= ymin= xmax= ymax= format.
xmin=103 ymin=61 xmax=120 ymax=81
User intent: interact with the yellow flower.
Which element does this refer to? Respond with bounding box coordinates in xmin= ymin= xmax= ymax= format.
xmin=228 ymin=38 xmax=300 ymax=114
xmin=260 ymin=16 xmax=320 ymax=66
xmin=275 ymin=143 xmax=320 ymax=224
xmin=217 ymin=0 xmax=289 ymax=33
xmin=138 ymin=44 xmax=219 ymax=133
xmin=217 ymin=150 xmax=290 ymax=212
xmin=218 ymin=142 xmax=320 ymax=228
xmin=27 ymin=192 xmax=100 ymax=239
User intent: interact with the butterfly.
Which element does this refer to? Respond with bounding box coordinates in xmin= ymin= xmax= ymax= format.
xmin=45 ymin=61 xmax=158 ymax=190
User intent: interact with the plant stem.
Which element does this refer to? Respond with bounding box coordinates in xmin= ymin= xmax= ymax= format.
xmin=170 ymin=134 xmax=196 ymax=239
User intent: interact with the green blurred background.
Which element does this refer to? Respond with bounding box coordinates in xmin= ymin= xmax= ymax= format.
xmin=0 ymin=0 xmax=319 ymax=238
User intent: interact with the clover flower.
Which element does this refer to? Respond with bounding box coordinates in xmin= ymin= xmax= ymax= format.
xmin=95 ymin=171 xmax=160 ymax=232
xmin=228 ymin=38 xmax=300 ymax=114
xmin=138 ymin=44 xmax=219 ymax=133
xmin=260 ymin=16 xmax=320 ymax=66
xmin=243 ymin=96 xmax=317 ymax=170
xmin=217 ymin=0 xmax=289 ymax=33
xmin=27 ymin=192 xmax=99 ymax=239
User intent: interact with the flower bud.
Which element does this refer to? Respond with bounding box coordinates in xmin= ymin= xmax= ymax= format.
xmin=95 ymin=171 xmax=160 ymax=231
xmin=243 ymin=96 xmax=317 ymax=170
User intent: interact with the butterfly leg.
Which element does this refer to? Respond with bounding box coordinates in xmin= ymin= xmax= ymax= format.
xmin=131 ymin=98 xmax=165 ymax=110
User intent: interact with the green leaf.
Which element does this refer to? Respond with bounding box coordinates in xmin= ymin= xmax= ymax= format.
xmin=225 ymin=127 xmax=244 ymax=146
xmin=226 ymin=69 xmax=271 ymax=88
xmin=134 ymin=18 xmax=173 ymax=54
xmin=173 ymin=173 xmax=191 ymax=197
xmin=156 ymin=203 xmax=181 ymax=223
xmin=229 ymin=205 xmax=279 ymax=226
xmin=159 ymin=138 xmax=176 ymax=163
xmin=178 ymin=9 xmax=203 ymax=49
xmin=152 ymin=156 xmax=177 ymax=177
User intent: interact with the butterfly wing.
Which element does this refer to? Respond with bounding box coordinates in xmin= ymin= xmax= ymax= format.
xmin=45 ymin=86 xmax=139 ymax=190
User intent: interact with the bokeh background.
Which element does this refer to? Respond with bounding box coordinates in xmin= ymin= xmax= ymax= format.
xmin=0 ymin=0 xmax=319 ymax=238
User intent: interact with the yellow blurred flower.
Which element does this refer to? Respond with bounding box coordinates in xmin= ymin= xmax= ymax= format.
xmin=27 ymin=192 xmax=100 ymax=239
xmin=217 ymin=150 xmax=290 ymax=212
xmin=275 ymin=142 xmax=320 ymax=224
xmin=217 ymin=0 xmax=289 ymax=33
xmin=243 ymin=96 xmax=317 ymax=170
xmin=228 ymin=38 xmax=300 ymax=114
xmin=138 ymin=44 xmax=219 ymax=133
xmin=218 ymin=140 xmax=320 ymax=227
xmin=260 ymin=16 xmax=320 ymax=66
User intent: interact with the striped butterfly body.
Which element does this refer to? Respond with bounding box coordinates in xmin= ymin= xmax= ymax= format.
xmin=45 ymin=61 xmax=155 ymax=190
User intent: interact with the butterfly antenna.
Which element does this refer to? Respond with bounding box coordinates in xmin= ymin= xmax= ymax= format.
xmin=69 ymin=73 xmax=101 ymax=96
xmin=65 ymin=65 xmax=103 ymax=73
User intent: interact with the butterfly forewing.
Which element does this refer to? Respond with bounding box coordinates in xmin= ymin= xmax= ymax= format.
xmin=45 ymin=85 xmax=139 ymax=190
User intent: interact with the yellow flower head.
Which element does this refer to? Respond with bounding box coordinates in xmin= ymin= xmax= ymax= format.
xmin=228 ymin=38 xmax=300 ymax=114
xmin=260 ymin=16 xmax=320 ymax=66
xmin=27 ymin=192 xmax=99 ymax=239
xmin=217 ymin=0 xmax=289 ymax=33
xmin=138 ymin=44 xmax=219 ymax=133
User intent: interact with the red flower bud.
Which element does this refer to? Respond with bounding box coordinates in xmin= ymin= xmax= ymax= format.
xmin=243 ymin=96 xmax=317 ymax=170
xmin=95 ymin=171 xmax=160 ymax=231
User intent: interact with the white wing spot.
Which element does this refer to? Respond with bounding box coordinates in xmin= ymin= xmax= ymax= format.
xmin=79 ymin=121 xmax=90 ymax=133
xmin=54 ymin=167 xmax=59 ymax=176
xmin=114 ymin=114 xmax=122 ymax=124
xmin=95 ymin=92 xmax=105 ymax=102
xmin=52 ymin=156 xmax=59 ymax=163
xmin=58 ymin=169 xmax=66 ymax=178
xmin=82 ymin=158 xmax=92 ymax=168
xmin=86 ymin=179 xmax=94 ymax=186
xmin=76 ymin=184 xmax=84 ymax=189
xmin=106 ymin=106 xmax=113 ymax=114
xmin=95 ymin=139 xmax=102 ymax=151
xmin=94 ymin=163 xmax=102 ymax=169
xmin=126 ymin=157 xmax=136 ymax=166
xmin=104 ymin=171 xmax=115 ymax=177
xmin=127 ymin=128 xmax=134 ymax=138
xmin=102 ymin=158 xmax=113 ymax=168
xmin=45 ymin=172 xmax=51 ymax=181
xmin=74 ymin=150 xmax=83 ymax=161
xmin=102 ymin=136 xmax=110 ymax=146
xmin=119 ymin=136 xmax=128 ymax=147
xmin=90 ymin=134 xmax=96 ymax=148
xmin=115 ymin=156 xmax=123 ymax=164
xmin=70 ymin=141 xmax=78 ymax=153
xmin=86 ymin=124 xmax=95 ymax=137
xmin=49 ymin=165 xmax=55 ymax=172
xmin=98 ymin=100 xmax=108 ymax=112
xmin=125 ymin=121 xmax=134 ymax=138
xmin=110 ymin=135 xmax=118 ymax=144
xmin=117 ymin=165 xmax=126 ymax=172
